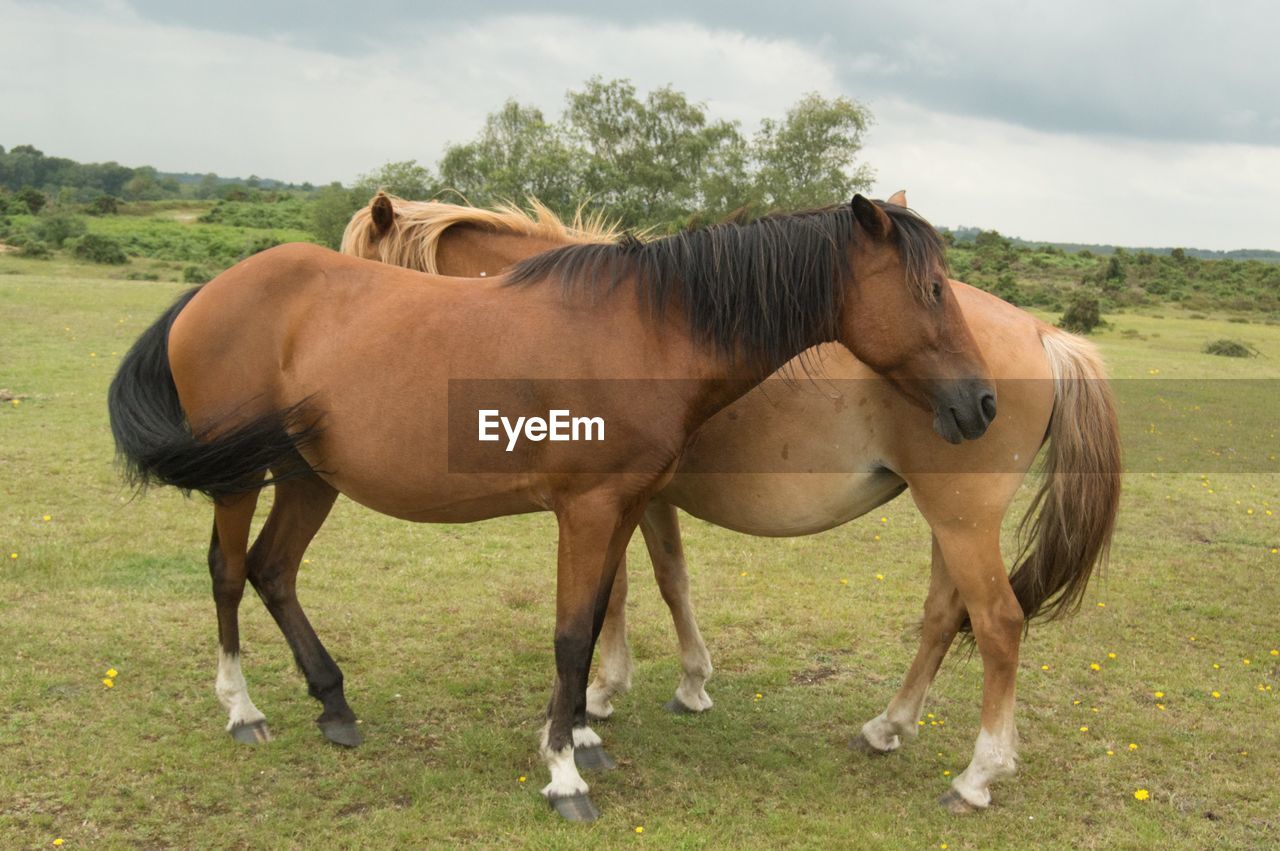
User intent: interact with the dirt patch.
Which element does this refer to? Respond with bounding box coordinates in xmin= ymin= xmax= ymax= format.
xmin=791 ymin=664 xmax=840 ymax=686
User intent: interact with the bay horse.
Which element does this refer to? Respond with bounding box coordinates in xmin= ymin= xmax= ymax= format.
xmin=343 ymin=192 xmax=1122 ymax=813
xmin=109 ymin=196 xmax=997 ymax=821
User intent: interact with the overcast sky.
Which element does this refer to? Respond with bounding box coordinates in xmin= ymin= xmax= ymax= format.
xmin=4 ymin=0 xmax=1278 ymax=249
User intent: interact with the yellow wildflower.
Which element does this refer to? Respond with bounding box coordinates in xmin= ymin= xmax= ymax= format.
xmin=1153 ymin=691 xmax=1164 ymax=698
xmin=102 ymin=678 xmax=114 ymax=689
xmin=53 ymin=841 xmax=64 ymax=847
xmin=106 ymin=668 xmax=118 ymax=678
xmin=635 ymin=826 xmax=644 ymax=834
xmin=1079 ymin=726 xmax=1089 ymax=732
xmin=518 ymin=776 xmax=526 ymax=783
xmin=1090 ymin=663 xmax=1101 ymax=671
xmin=875 ymin=573 xmax=884 ymax=581
xmin=1107 ymin=652 xmax=1116 ymax=659
xmin=1134 ymin=789 xmax=1150 ymax=801
xmin=1128 ymin=743 xmax=1138 ymax=751
xmin=1211 ymin=691 xmax=1221 ymax=699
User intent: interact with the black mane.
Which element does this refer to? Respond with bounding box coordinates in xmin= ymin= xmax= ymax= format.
xmin=505 ymin=201 xmax=947 ymax=370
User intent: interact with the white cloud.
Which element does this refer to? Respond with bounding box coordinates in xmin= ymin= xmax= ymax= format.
xmin=4 ymin=1 xmax=1279 ymax=249
xmin=865 ymin=99 xmax=1280 ymax=250
xmin=1 ymin=3 xmax=838 ymax=183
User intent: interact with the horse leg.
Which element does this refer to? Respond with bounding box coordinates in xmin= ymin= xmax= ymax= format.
xmin=243 ymin=474 xmax=358 ymax=746
xmin=931 ymin=522 xmax=1023 ymax=813
xmin=209 ymin=490 xmax=271 ymax=743
xmin=542 ymin=495 xmax=639 ymax=821
xmin=586 ymin=552 xmax=633 ymax=721
xmin=640 ymin=499 xmax=713 ymax=713
xmin=854 ymin=535 xmax=964 ymax=754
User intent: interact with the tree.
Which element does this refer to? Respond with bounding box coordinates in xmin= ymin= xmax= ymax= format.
xmin=1059 ymin=291 xmax=1102 ymax=334
xmin=750 ymin=93 xmax=874 ymax=212
xmin=310 ymin=182 xmax=362 ymax=249
xmin=437 ymin=103 xmax=581 ymax=213
xmin=354 ymin=159 xmax=437 ymax=202
xmin=564 ymin=78 xmax=748 ymax=228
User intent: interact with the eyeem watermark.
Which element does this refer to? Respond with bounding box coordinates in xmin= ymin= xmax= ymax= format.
xmin=478 ymin=409 xmax=605 ymax=452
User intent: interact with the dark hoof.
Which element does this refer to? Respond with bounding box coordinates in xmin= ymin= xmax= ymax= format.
xmin=318 ymin=719 xmax=363 ymax=748
xmin=229 ymin=720 xmax=272 ymax=745
xmin=574 ymin=745 xmax=617 ymax=771
xmin=549 ymin=793 xmax=600 ymax=822
xmin=663 ymin=697 xmax=699 ymax=715
xmin=938 ymin=788 xmax=981 ymax=814
xmin=849 ymin=732 xmax=893 ymax=756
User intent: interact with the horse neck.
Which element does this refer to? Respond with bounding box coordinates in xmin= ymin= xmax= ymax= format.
xmin=437 ymin=226 xmax=585 ymax=277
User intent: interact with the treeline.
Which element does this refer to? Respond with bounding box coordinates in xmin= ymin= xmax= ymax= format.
xmin=948 ymin=230 xmax=1280 ymax=315
xmin=949 ymin=226 xmax=1280 ymax=264
xmin=0 ymin=144 xmax=305 ymax=205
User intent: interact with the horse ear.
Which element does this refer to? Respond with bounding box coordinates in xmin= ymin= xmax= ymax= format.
xmin=370 ymin=192 xmax=395 ymax=235
xmin=886 ymin=190 xmax=908 ymax=207
xmin=851 ymin=194 xmax=892 ymax=240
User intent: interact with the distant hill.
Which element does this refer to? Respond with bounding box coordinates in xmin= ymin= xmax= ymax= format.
xmin=946 ymin=226 xmax=1280 ymax=264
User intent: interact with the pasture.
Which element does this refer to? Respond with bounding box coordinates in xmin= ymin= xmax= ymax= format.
xmin=1 ymin=256 xmax=1277 ymax=847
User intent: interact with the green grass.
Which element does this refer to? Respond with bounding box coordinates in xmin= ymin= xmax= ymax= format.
xmin=1 ymin=257 xmax=1278 ymax=848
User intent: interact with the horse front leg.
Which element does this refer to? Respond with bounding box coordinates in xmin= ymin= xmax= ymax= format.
xmin=640 ymin=499 xmax=713 ymax=713
xmin=854 ymin=535 xmax=965 ymax=754
xmin=932 ymin=522 xmax=1023 ymax=813
xmin=542 ymin=495 xmax=641 ymax=822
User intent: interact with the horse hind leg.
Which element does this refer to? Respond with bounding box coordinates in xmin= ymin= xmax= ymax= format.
xmin=209 ymin=490 xmax=272 ymax=744
xmin=586 ymin=552 xmax=634 ymax=721
xmin=854 ymin=535 xmax=964 ymax=755
xmin=244 ymin=474 xmax=358 ymax=746
xmin=641 ymin=500 xmax=713 ymax=713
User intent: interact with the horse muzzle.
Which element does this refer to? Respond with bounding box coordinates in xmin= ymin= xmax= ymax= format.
xmin=930 ymin=378 xmax=997 ymax=444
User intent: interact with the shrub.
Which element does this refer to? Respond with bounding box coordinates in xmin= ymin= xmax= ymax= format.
xmin=1202 ymin=339 xmax=1257 ymax=358
xmin=182 ymin=265 xmax=212 ymax=283
xmin=1058 ymin=292 xmax=1102 ymax=334
xmin=30 ymin=211 xmax=88 ymax=247
xmin=87 ymin=195 xmax=120 ymax=215
xmin=17 ymin=187 xmax=47 ymax=215
xmin=18 ymin=239 xmax=50 ymax=258
xmin=69 ymin=233 xmax=128 ymax=264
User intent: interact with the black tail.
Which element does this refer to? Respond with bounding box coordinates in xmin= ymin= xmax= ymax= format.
xmin=107 ymin=287 xmax=321 ymax=499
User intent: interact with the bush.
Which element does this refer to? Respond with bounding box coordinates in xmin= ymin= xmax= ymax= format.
xmin=69 ymin=233 xmax=128 ymax=264
xmin=30 ymin=211 xmax=88 ymax=247
xmin=87 ymin=195 xmax=120 ymax=215
xmin=18 ymin=239 xmax=50 ymax=258
xmin=1202 ymin=339 xmax=1257 ymax=358
xmin=17 ymin=187 xmax=47 ymax=215
xmin=182 ymin=265 xmax=212 ymax=283
xmin=1058 ymin=292 xmax=1102 ymax=334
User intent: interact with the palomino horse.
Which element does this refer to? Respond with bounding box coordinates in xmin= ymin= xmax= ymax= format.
xmin=343 ymin=192 xmax=1121 ymax=812
xmin=109 ymin=196 xmax=996 ymax=821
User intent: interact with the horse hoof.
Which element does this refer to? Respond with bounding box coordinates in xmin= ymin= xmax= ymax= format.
xmin=318 ymin=719 xmax=363 ymax=748
xmin=849 ymin=732 xmax=894 ymax=756
xmin=229 ymin=720 xmax=272 ymax=745
xmin=664 ymin=697 xmax=699 ymax=714
xmin=549 ymin=793 xmax=600 ymax=822
xmin=574 ymin=745 xmax=617 ymax=772
xmin=938 ymin=788 xmax=981 ymax=815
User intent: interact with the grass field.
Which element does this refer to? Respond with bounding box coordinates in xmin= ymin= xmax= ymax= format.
xmin=1 ymin=256 xmax=1277 ymax=848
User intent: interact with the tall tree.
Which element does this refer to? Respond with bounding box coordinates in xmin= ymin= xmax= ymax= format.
xmin=750 ymin=93 xmax=874 ymax=211
xmin=436 ymin=102 xmax=581 ymax=212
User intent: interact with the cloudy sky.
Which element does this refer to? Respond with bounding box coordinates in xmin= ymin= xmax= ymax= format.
xmin=4 ymin=0 xmax=1278 ymax=249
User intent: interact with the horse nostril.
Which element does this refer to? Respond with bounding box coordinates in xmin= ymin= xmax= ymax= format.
xmin=980 ymin=392 xmax=997 ymax=424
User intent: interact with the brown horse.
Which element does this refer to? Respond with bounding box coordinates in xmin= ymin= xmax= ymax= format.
xmin=109 ymin=196 xmax=995 ymax=821
xmin=343 ymin=192 xmax=1121 ymax=812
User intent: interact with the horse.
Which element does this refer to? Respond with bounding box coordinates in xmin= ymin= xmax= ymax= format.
xmin=109 ymin=195 xmax=996 ymax=821
xmin=342 ymin=191 xmax=1122 ymax=812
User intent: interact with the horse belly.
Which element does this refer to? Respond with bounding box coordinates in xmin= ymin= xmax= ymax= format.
xmin=661 ymin=469 xmax=906 ymax=537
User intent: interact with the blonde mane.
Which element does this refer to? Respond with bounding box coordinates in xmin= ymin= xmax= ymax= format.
xmin=340 ymin=193 xmax=623 ymax=274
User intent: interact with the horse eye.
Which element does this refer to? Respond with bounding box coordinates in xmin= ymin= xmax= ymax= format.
xmin=931 ymin=280 xmax=944 ymax=301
